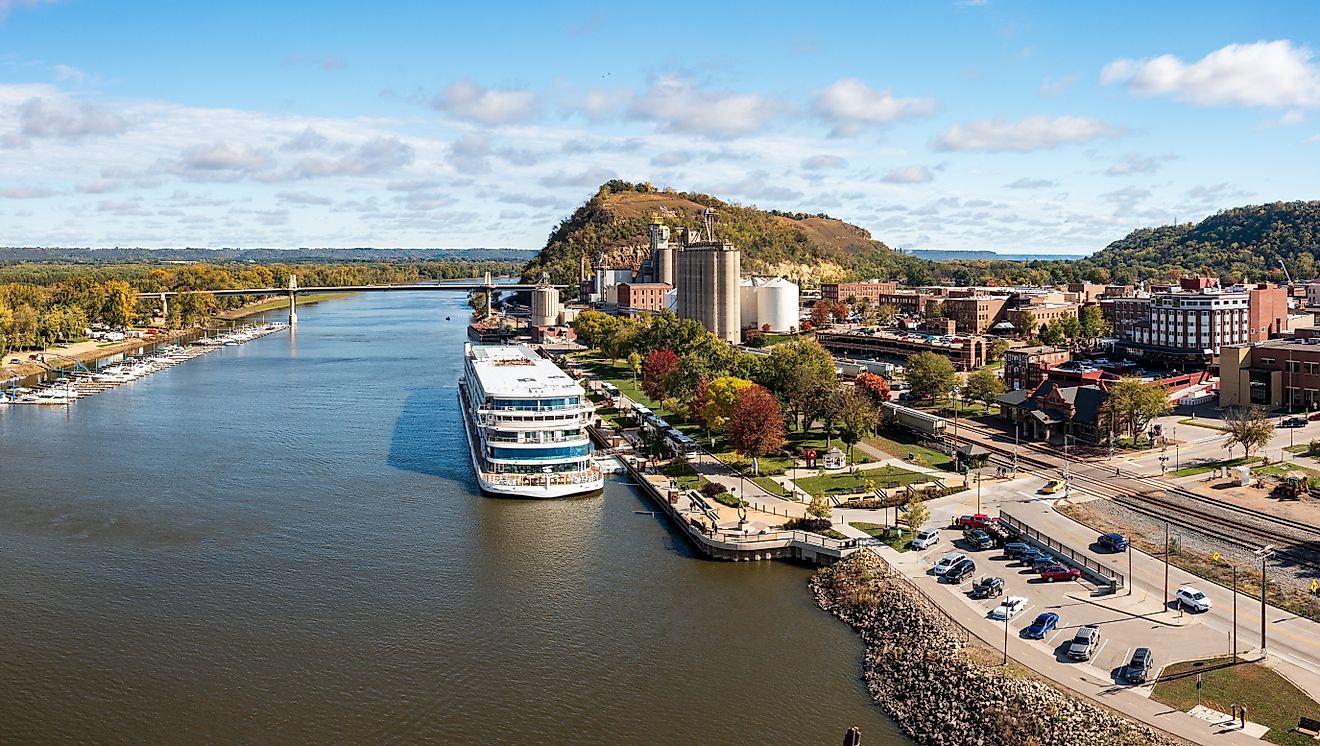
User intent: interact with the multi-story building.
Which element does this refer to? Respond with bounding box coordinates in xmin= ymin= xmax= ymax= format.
xmin=820 ymin=281 xmax=898 ymax=305
xmin=942 ymin=296 xmax=1008 ymax=334
xmin=616 ymin=282 xmax=671 ymax=312
xmin=1112 ymin=278 xmax=1288 ymax=363
xmin=1003 ymin=346 xmax=1071 ymax=391
xmin=1220 ymin=336 xmax=1320 ymax=409
xmin=874 ymin=291 xmax=933 ymax=316
xmin=1008 ymin=302 xmax=1078 ymax=331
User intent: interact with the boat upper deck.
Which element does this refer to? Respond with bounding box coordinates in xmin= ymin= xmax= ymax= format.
xmin=465 ymin=344 xmax=583 ymax=400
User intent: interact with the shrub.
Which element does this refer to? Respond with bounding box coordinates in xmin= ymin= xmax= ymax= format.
xmin=699 ymin=482 xmax=726 ymax=499
xmin=712 ymin=492 xmax=743 ymax=508
xmin=784 ymin=516 xmax=833 ymax=533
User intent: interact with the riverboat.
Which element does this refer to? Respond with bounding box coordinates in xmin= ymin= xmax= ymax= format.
xmin=459 ymin=343 xmax=603 ymax=498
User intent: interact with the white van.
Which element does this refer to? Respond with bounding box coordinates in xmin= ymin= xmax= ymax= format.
xmin=913 ymin=528 xmax=940 ymax=550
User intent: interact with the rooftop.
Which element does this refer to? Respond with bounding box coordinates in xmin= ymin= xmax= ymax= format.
xmin=467 ymin=344 xmax=584 ymax=397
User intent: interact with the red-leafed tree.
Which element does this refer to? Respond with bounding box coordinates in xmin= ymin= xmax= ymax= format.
xmin=854 ymin=372 xmax=892 ymax=405
xmin=727 ymin=385 xmax=787 ymax=474
xmin=641 ymin=348 xmax=680 ymax=401
xmin=810 ymin=300 xmax=831 ymax=328
xmin=832 ymin=302 xmax=849 ymax=323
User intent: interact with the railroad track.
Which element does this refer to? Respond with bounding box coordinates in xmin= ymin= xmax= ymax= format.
xmin=953 ymin=421 xmax=1320 ymax=572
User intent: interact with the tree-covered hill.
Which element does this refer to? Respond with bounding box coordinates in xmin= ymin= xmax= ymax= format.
xmin=1075 ymin=201 xmax=1320 ymax=285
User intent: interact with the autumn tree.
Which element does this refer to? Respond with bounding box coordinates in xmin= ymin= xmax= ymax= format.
xmin=926 ymin=301 xmax=945 ymax=319
xmin=626 ymin=351 xmax=642 ymax=383
xmin=905 ymin=351 xmax=957 ymax=403
xmin=832 ymin=302 xmax=849 ymax=323
xmin=854 ymin=372 xmax=891 ymax=405
xmin=1099 ymin=377 xmax=1172 ymax=441
xmin=807 ymin=493 xmax=832 ymax=520
xmin=810 ymin=300 xmax=832 ymax=328
xmin=101 ymin=280 xmax=137 ymax=329
xmin=834 ymin=388 xmax=879 ymax=464
xmin=904 ymin=495 xmax=929 ymax=536
xmin=1222 ymin=406 xmax=1275 ymax=460
xmin=1078 ymin=304 xmax=1110 ymax=341
xmin=699 ymin=376 xmax=754 ymax=433
xmin=727 ymin=385 xmax=787 ymax=475
xmin=572 ymin=309 xmax=620 ymax=350
xmin=875 ymin=303 xmax=899 ymax=326
xmin=641 ymin=348 xmax=680 ymax=401
xmin=963 ymin=368 xmax=1006 ymax=413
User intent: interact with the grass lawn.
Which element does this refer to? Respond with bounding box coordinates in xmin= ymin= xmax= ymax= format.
xmin=794 ymin=466 xmax=929 ymax=497
xmin=657 ymin=461 xmax=707 ymax=490
xmin=865 ymin=429 xmax=956 ymax=472
xmin=1151 ymin=656 xmax=1320 ymax=745
xmin=1178 ymin=417 xmax=1230 ymax=432
xmin=1115 ymin=436 xmax=1156 ymax=450
xmin=751 ymin=475 xmax=795 ymax=499
xmin=1173 ymin=455 xmax=1264 ymax=477
xmin=848 ymin=521 xmax=911 ymax=551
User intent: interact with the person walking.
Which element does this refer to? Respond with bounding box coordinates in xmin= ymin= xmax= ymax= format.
xmin=1240 ymin=703 xmax=1249 ymax=729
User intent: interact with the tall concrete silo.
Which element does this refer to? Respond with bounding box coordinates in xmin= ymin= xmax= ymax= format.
xmin=531 ymin=273 xmax=561 ymax=327
xmin=739 ymin=278 xmax=758 ymax=330
xmin=650 ymin=221 xmax=674 ymax=287
xmin=755 ymin=277 xmax=800 ymax=332
xmin=677 ymin=240 xmax=741 ymax=344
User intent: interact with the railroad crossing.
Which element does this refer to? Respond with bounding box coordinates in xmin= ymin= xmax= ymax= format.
xmin=137 ymin=272 xmax=565 ymax=325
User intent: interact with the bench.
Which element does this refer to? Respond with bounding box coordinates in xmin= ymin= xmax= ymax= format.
xmin=1296 ymin=716 xmax=1320 ymax=739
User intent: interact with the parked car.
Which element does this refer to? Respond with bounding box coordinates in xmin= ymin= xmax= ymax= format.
xmin=989 ymin=595 xmax=1028 ymax=620
xmin=1282 ymin=416 xmax=1307 ymax=428
xmin=962 ymin=528 xmax=994 ymax=550
xmin=943 ymin=558 xmax=977 ymax=583
xmin=1040 ymin=479 xmax=1066 ymax=494
xmin=1067 ymin=625 xmax=1101 ymax=660
xmin=1176 ymin=585 xmax=1213 ymax=612
xmin=1098 ymin=532 xmax=1128 ymax=552
xmin=932 ymin=552 xmax=968 ymax=575
xmin=1017 ymin=548 xmax=1047 ymax=566
xmin=970 ymin=576 xmax=1005 ymax=599
xmin=1029 ymin=555 xmax=1060 ymax=572
xmin=912 ymin=528 xmax=941 ymax=550
xmin=1022 ymin=612 xmax=1059 ymax=639
xmin=1003 ymin=542 xmax=1033 ymax=559
xmin=1125 ymin=647 xmax=1155 ymax=684
xmin=1039 ymin=564 xmax=1082 ymax=582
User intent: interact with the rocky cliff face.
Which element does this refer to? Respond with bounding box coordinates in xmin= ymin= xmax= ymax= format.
xmin=812 ymin=552 xmax=1183 ymax=746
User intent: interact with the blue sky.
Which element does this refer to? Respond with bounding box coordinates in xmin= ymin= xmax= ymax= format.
xmin=1 ymin=1 xmax=1318 ymax=254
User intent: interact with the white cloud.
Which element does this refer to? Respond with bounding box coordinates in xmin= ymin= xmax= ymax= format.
xmin=75 ymin=178 xmax=118 ymax=193
xmin=446 ymin=132 xmax=491 ymax=174
xmin=12 ymin=96 xmax=127 ymax=143
xmin=881 ymin=165 xmax=934 ymax=184
xmin=290 ymin=136 xmax=414 ymax=178
xmin=0 ymin=185 xmax=56 ymax=198
xmin=801 ymin=154 xmax=847 ymax=171
xmin=434 ymin=80 xmax=539 ymax=125
xmin=1106 ymin=153 xmax=1171 ymax=176
xmin=651 ymin=150 xmax=692 ymax=167
xmin=625 ymin=75 xmax=780 ymax=138
xmin=277 ymin=191 xmax=334 ymax=205
xmin=1040 ymin=75 xmax=1077 ymax=97
xmin=933 ymin=115 xmax=1123 ymax=152
xmin=1004 ymin=177 xmax=1057 ymax=189
xmin=539 ymin=167 xmax=616 ymax=189
xmin=176 ymin=142 xmax=274 ymax=173
xmin=812 ymin=78 xmax=937 ymax=136
xmin=280 ymin=127 xmax=333 ymax=152
xmin=1102 ymin=40 xmax=1320 ymax=108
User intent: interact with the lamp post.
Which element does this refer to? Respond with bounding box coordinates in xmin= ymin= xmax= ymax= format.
xmin=1013 ymin=421 xmax=1020 ymax=476
xmin=1255 ymin=545 xmax=1274 ymax=653
xmin=1163 ymin=521 xmax=1170 ymax=612
xmin=1002 ymin=600 xmax=1010 ymax=665
xmin=976 ymin=469 xmax=983 ymax=514
xmin=952 ymin=384 xmax=962 ymax=474
xmin=1232 ymin=563 xmax=1239 ymax=660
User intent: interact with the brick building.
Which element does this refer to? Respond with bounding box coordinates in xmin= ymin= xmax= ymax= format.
xmin=942 ymin=296 xmax=1009 ymax=333
xmin=1003 ymin=346 xmax=1071 ymax=391
xmin=820 ymin=281 xmax=898 ymax=304
xmin=1008 ymin=303 xmax=1078 ymax=331
xmin=1220 ymin=337 xmax=1320 ymax=409
xmin=616 ymin=282 xmax=671 ymax=312
xmin=1113 ymin=278 xmax=1289 ymax=363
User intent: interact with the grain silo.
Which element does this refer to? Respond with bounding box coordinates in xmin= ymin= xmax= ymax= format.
xmin=677 ymin=240 xmax=741 ymax=344
xmin=650 ymin=220 xmax=674 ymax=287
xmin=531 ymin=272 xmax=561 ymax=328
xmin=739 ymin=278 xmax=758 ymax=329
xmin=755 ymin=277 xmax=800 ymax=332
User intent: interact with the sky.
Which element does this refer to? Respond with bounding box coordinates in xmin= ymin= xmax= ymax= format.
xmin=1 ymin=1 xmax=1318 ymax=255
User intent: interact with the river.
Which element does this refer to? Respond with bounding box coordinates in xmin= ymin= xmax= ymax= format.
xmin=0 ymin=291 xmax=905 ymax=744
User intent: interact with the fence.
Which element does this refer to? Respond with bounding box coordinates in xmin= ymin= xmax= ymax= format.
xmin=997 ymin=512 xmax=1125 ymax=592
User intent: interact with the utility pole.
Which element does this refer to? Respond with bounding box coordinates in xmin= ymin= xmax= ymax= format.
xmin=1012 ymin=421 xmax=1019 ymax=476
xmin=976 ymin=469 xmax=983 ymax=514
xmin=1127 ymin=543 xmax=1133 ymax=597
xmin=1255 ymin=545 xmax=1274 ymax=653
xmin=1232 ymin=564 xmax=1238 ymax=660
xmin=952 ymin=385 xmax=961 ymax=475
xmin=1163 ymin=521 xmax=1170 ymax=612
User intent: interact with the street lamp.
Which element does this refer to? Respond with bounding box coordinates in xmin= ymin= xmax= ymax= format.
xmin=1255 ymin=545 xmax=1274 ymax=652
xmin=952 ymin=384 xmax=962 ymax=474
xmin=976 ymin=469 xmax=983 ymax=514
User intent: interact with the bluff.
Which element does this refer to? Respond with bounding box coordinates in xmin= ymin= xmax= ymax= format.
xmin=1076 ymin=200 xmax=1320 ymax=284
xmin=519 ymin=180 xmax=899 ymax=290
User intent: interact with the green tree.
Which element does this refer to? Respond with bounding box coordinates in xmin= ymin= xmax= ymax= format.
xmin=963 ymin=368 xmax=1007 ymax=413
xmin=1078 ymin=304 xmax=1110 ymax=341
xmin=926 ymin=301 xmax=945 ymax=319
xmin=874 ymin=303 xmax=899 ymax=326
xmin=572 ymin=310 xmax=620 ymax=350
xmin=905 ymin=351 xmax=957 ymax=403
xmin=101 ymin=280 xmax=137 ymax=329
xmin=807 ymin=493 xmax=832 ymax=520
xmin=1099 ymin=378 xmax=1172 ymax=441
xmin=1038 ymin=320 xmax=1065 ymax=346
xmin=626 ymin=351 xmax=642 ymax=383
xmin=1056 ymin=314 xmax=1082 ymax=344
xmin=699 ymin=376 xmax=754 ymax=433
xmin=834 ymin=388 xmax=878 ymax=464
xmin=987 ymin=338 xmax=1011 ymax=362
xmin=904 ymin=495 xmax=929 ymax=536
xmin=467 ymin=291 xmax=488 ymax=320
xmin=1222 ymin=406 xmax=1275 ymax=460
xmin=1016 ymin=309 xmax=1038 ymax=341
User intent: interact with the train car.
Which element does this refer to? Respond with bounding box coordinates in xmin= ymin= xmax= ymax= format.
xmin=880 ymin=401 xmax=948 ymax=437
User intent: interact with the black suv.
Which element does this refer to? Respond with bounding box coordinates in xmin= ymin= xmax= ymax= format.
xmin=1124 ymin=647 xmax=1154 ymax=684
xmin=962 ymin=528 xmax=994 ymax=550
xmin=970 ymin=576 xmax=1005 ymax=599
xmin=943 ymin=558 xmax=977 ymax=583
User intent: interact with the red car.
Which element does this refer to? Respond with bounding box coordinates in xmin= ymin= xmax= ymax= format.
xmin=1039 ymin=564 xmax=1081 ymax=582
xmin=959 ymin=513 xmax=999 ymax=529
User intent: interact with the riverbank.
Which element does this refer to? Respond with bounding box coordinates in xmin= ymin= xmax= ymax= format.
xmin=811 ymin=552 xmax=1183 ymax=746
xmin=216 ymin=292 xmax=358 ymax=320
xmin=1 ymin=328 xmax=198 ymax=381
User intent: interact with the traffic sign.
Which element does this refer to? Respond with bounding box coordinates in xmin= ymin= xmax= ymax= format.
xmin=1311 ymin=579 xmax=1318 ymax=597
xmin=1196 ymin=673 xmax=1202 ymax=690
xmin=1211 ymin=551 xmax=1220 ymax=563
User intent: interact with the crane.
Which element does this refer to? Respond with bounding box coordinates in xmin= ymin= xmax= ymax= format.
xmin=1279 ymin=257 xmax=1294 ymax=285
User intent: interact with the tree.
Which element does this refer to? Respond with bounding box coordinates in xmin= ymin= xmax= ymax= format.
xmin=904 ymin=495 xmax=929 ymax=536
xmin=875 ymin=303 xmax=899 ymax=326
xmin=101 ymin=280 xmax=137 ymax=329
xmin=832 ymin=302 xmax=849 ymax=323
xmin=963 ymin=368 xmax=1006 ymax=413
xmin=626 ymin=351 xmax=642 ymax=383
xmin=641 ymin=348 xmax=680 ymax=401
xmin=1222 ymin=406 xmax=1275 ymax=460
xmin=1099 ymin=378 xmax=1172 ymax=441
xmin=572 ymin=309 xmax=620 ymax=350
xmin=810 ymin=300 xmax=831 ymax=328
xmin=834 ymin=388 xmax=878 ymax=464
xmin=468 ymin=291 xmax=488 ymax=320
xmin=926 ymin=301 xmax=945 ymax=319
xmin=601 ymin=320 xmax=639 ymax=362
xmin=727 ymin=385 xmax=787 ymax=475
xmin=854 ymin=372 xmax=891 ymax=405
xmin=788 ymin=364 xmax=840 ymax=434
xmin=1056 ymin=314 xmax=1082 ymax=344
xmin=905 ymin=351 xmax=957 ymax=403
xmin=987 ymin=338 xmax=1011 ymax=362
xmin=1038 ymin=320 xmax=1065 ymax=346
xmin=1078 ymin=304 xmax=1110 ymax=341
xmin=1016 ymin=309 xmax=1038 ymax=341
xmin=807 ymin=493 xmax=832 ymax=520
xmin=699 ymin=376 xmax=754 ymax=433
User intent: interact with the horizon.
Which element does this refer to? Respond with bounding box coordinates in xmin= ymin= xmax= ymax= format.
xmin=2 ymin=1 xmax=1318 ymax=253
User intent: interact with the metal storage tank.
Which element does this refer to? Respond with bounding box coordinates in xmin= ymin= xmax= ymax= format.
xmin=739 ymin=278 xmax=758 ymax=330
xmin=531 ymin=285 xmax=560 ymax=328
xmin=677 ymin=241 xmax=741 ymax=344
xmin=755 ymin=277 xmax=800 ymax=332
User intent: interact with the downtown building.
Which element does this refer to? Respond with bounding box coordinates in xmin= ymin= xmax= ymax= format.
xmin=1112 ymin=278 xmax=1288 ymax=365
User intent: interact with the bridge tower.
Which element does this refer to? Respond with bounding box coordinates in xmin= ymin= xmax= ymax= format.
xmin=288 ymin=274 xmax=298 ymax=326
xmin=484 ymin=271 xmax=493 ymax=319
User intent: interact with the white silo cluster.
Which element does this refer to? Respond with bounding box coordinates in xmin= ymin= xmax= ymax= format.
xmin=739 ymin=276 xmax=800 ymax=333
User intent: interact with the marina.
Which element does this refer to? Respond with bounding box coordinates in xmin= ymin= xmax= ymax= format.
xmin=1 ymin=323 xmax=286 ymax=406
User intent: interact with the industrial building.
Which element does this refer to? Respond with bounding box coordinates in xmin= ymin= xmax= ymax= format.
xmin=677 ymin=238 xmax=741 ymax=344
xmin=820 ymin=281 xmax=898 ymax=305
xmin=617 ymin=282 xmax=671 ymax=312
xmin=740 ymin=277 xmax=801 ymax=333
